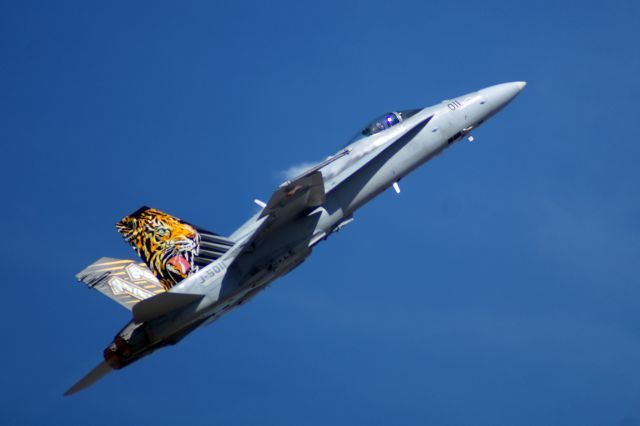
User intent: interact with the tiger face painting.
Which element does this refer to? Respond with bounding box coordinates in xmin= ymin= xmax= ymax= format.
xmin=116 ymin=207 xmax=201 ymax=290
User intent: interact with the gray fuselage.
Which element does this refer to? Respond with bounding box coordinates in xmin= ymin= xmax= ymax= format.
xmin=108 ymin=82 xmax=526 ymax=368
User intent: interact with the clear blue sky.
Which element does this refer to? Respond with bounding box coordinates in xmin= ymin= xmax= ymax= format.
xmin=2 ymin=1 xmax=639 ymax=425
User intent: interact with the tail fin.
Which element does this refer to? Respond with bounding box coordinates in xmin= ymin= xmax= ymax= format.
xmin=76 ymin=257 xmax=166 ymax=310
xmin=116 ymin=206 xmax=234 ymax=290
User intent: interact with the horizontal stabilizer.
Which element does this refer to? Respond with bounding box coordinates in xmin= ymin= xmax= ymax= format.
xmin=76 ymin=257 xmax=166 ymax=310
xmin=64 ymin=361 xmax=112 ymax=397
xmin=132 ymin=291 xmax=204 ymax=323
xmin=116 ymin=206 xmax=234 ymax=290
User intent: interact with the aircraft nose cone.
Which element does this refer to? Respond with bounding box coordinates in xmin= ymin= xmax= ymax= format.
xmin=515 ymin=81 xmax=527 ymax=91
xmin=479 ymin=81 xmax=526 ymax=113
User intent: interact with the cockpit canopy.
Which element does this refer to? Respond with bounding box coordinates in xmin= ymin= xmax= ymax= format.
xmin=361 ymin=112 xmax=400 ymax=136
xmin=359 ymin=109 xmax=422 ymax=137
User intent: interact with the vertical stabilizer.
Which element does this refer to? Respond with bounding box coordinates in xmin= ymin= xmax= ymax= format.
xmin=76 ymin=257 xmax=165 ymax=310
xmin=116 ymin=207 xmax=234 ymax=290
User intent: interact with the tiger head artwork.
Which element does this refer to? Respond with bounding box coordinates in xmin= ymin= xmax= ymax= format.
xmin=116 ymin=207 xmax=201 ymax=290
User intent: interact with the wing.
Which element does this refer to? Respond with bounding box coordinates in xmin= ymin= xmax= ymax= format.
xmin=240 ymin=170 xmax=325 ymax=254
xmin=260 ymin=170 xmax=325 ymax=221
xmin=229 ymin=116 xmax=435 ymax=262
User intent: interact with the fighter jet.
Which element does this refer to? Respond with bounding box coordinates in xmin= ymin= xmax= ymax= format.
xmin=65 ymin=81 xmax=526 ymax=396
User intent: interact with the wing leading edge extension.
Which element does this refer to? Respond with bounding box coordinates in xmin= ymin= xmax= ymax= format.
xmin=235 ymin=116 xmax=433 ymax=256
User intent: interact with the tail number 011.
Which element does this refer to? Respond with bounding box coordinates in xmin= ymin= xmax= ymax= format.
xmin=199 ymin=261 xmax=227 ymax=285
